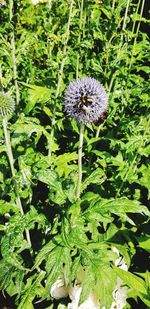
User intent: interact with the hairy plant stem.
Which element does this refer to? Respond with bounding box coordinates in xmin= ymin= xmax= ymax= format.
xmin=0 ymin=65 xmax=3 ymax=89
xmin=108 ymin=0 xmax=131 ymax=93
xmin=48 ymin=0 xmax=52 ymax=10
xmin=48 ymin=0 xmax=74 ymax=157
xmin=76 ymin=0 xmax=84 ymax=79
xmin=76 ymin=124 xmax=84 ymax=200
xmin=2 ymin=117 xmax=31 ymax=247
xmin=121 ymin=0 xmax=130 ymax=36
xmin=95 ymin=121 xmax=106 ymax=139
xmin=47 ymin=0 xmax=53 ymax=59
xmin=9 ymin=0 xmax=20 ymax=105
xmin=131 ymin=0 xmax=141 ymax=36
xmin=129 ymin=0 xmax=145 ymax=70
xmin=112 ymin=0 xmax=116 ymax=10
xmin=96 ymin=0 xmax=131 ymax=138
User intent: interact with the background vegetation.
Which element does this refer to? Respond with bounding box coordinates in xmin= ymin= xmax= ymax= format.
xmin=0 ymin=0 xmax=149 ymax=308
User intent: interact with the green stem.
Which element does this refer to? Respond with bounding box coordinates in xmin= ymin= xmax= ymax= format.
xmin=76 ymin=124 xmax=84 ymax=200
xmin=9 ymin=0 xmax=20 ymax=105
xmin=48 ymin=0 xmax=52 ymax=10
xmin=96 ymin=122 xmax=103 ymax=139
xmin=134 ymin=0 xmax=145 ymax=39
xmin=3 ymin=117 xmax=15 ymax=177
xmin=96 ymin=0 xmax=131 ymax=138
xmin=55 ymin=0 xmax=74 ymax=98
xmin=76 ymin=0 xmax=84 ymax=79
xmin=2 ymin=117 xmax=31 ymax=247
xmin=76 ymin=54 xmax=79 ymax=79
xmin=0 ymin=65 xmax=3 ymax=89
xmin=48 ymin=0 xmax=74 ymax=157
xmin=121 ymin=0 xmax=130 ymax=33
xmin=129 ymin=0 xmax=145 ymax=70
xmin=112 ymin=0 xmax=116 ymax=10
xmin=131 ymin=0 xmax=141 ymax=36
xmin=106 ymin=0 xmax=131 ymax=96
xmin=55 ymin=0 xmax=74 ymax=99
xmin=47 ymin=0 xmax=53 ymax=58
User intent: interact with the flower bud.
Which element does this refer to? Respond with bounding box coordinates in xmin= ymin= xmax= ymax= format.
xmin=0 ymin=92 xmax=15 ymax=117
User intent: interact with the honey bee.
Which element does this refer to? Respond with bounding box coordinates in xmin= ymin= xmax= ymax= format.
xmin=95 ymin=111 xmax=108 ymax=124
xmin=100 ymin=111 xmax=108 ymax=121
xmin=78 ymin=95 xmax=95 ymax=113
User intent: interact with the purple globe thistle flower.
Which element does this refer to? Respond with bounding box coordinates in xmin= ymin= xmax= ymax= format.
xmin=64 ymin=77 xmax=108 ymax=124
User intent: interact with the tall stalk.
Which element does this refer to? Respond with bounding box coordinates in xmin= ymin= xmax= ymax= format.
xmin=108 ymin=0 xmax=131 ymax=94
xmin=9 ymin=0 xmax=20 ymax=105
xmin=129 ymin=0 xmax=145 ymax=70
xmin=96 ymin=0 xmax=131 ymax=138
xmin=131 ymin=0 xmax=141 ymax=36
xmin=76 ymin=124 xmax=84 ymax=200
xmin=2 ymin=116 xmax=31 ymax=247
xmin=0 ymin=65 xmax=3 ymax=89
xmin=76 ymin=0 xmax=84 ymax=79
xmin=112 ymin=0 xmax=116 ymax=10
xmin=47 ymin=0 xmax=53 ymax=58
xmin=48 ymin=0 xmax=52 ymax=11
xmin=75 ymin=1 xmax=85 ymax=199
xmin=55 ymin=0 xmax=74 ymax=98
xmin=48 ymin=0 xmax=74 ymax=157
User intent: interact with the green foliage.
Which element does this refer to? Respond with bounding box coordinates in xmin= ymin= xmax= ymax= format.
xmin=18 ymin=272 xmax=45 ymax=309
xmin=114 ymin=267 xmax=150 ymax=307
xmin=0 ymin=0 xmax=149 ymax=308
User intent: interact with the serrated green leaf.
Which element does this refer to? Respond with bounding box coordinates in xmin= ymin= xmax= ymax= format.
xmin=91 ymin=198 xmax=150 ymax=217
xmin=36 ymin=169 xmax=66 ymax=205
xmin=71 ymin=256 xmax=81 ymax=282
xmin=104 ymin=223 xmax=119 ymax=240
xmin=18 ymin=272 xmax=45 ymax=309
xmin=81 ymin=168 xmax=105 ymax=192
xmin=113 ymin=267 xmax=147 ymax=295
xmin=63 ymin=247 xmax=72 ymax=286
xmin=45 ymin=246 xmax=65 ymax=293
xmin=55 ymin=152 xmax=78 ymax=165
xmin=96 ymin=266 xmax=116 ymax=308
xmin=137 ymin=236 xmax=150 ymax=253
xmin=100 ymin=7 xmax=111 ymax=19
xmin=0 ymin=200 xmax=19 ymax=214
xmin=79 ymin=265 xmax=95 ymax=305
xmin=0 ymin=145 xmax=6 ymax=153
xmin=33 ymin=235 xmax=62 ymax=270
xmin=81 ymin=192 xmax=99 ymax=202
xmin=18 ymin=299 xmax=34 ymax=309
xmin=0 ymin=261 xmax=15 ymax=290
xmin=21 ymin=83 xmax=51 ymax=114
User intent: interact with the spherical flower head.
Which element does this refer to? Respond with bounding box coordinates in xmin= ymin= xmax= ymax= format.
xmin=64 ymin=77 xmax=108 ymax=124
xmin=0 ymin=92 xmax=15 ymax=117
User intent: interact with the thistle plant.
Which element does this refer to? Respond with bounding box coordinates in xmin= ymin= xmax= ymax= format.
xmin=0 ymin=92 xmax=15 ymax=117
xmin=0 ymin=92 xmax=31 ymax=247
xmin=0 ymin=1 xmax=149 ymax=307
xmin=64 ymin=77 xmax=108 ymax=199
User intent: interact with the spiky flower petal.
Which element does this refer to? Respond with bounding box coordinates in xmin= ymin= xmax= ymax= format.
xmin=64 ymin=77 xmax=108 ymax=124
xmin=0 ymin=92 xmax=15 ymax=117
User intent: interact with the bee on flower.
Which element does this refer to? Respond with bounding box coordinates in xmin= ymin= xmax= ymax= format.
xmin=64 ymin=77 xmax=108 ymax=124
